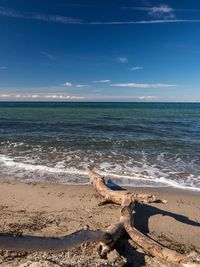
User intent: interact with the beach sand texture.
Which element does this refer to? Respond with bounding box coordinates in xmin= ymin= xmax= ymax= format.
xmin=0 ymin=179 xmax=199 ymax=266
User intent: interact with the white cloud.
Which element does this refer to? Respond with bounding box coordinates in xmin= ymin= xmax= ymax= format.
xmin=15 ymin=94 xmax=21 ymax=98
xmin=117 ymin=57 xmax=128 ymax=63
xmin=89 ymin=19 xmax=200 ymax=25
xmin=1 ymin=6 xmax=200 ymax=25
xmin=111 ymin=83 xmax=176 ymax=88
xmin=124 ymin=6 xmax=200 ymax=13
xmin=84 ymin=95 xmax=159 ymax=101
xmin=131 ymin=66 xmax=143 ymax=71
xmin=0 ymin=6 xmax=82 ymax=24
xmin=76 ymin=84 xmax=89 ymax=88
xmin=0 ymin=94 xmax=10 ymax=97
xmin=61 ymin=82 xmax=72 ymax=87
xmin=44 ymin=95 xmax=84 ymax=100
xmin=31 ymin=94 xmax=40 ymax=98
xmin=123 ymin=5 xmax=175 ymax=19
xmin=32 ymin=14 xmax=82 ymax=24
xmin=151 ymin=5 xmax=173 ymax=14
xmin=0 ymin=6 xmax=24 ymax=18
xmin=0 ymin=93 xmax=85 ymax=100
xmin=0 ymin=66 xmax=7 ymax=70
xmin=93 ymin=79 xmax=111 ymax=83
xmin=137 ymin=96 xmax=158 ymax=100
xmin=61 ymin=83 xmax=89 ymax=88
xmin=149 ymin=5 xmax=175 ymax=19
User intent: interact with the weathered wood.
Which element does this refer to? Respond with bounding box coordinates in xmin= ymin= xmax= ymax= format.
xmin=88 ymin=168 xmax=167 ymax=205
xmin=88 ymin=169 xmax=196 ymax=266
xmin=121 ymin=205 xmax=188 ymax=265
xmin=97 ymin=200 xmax=134 ymax=257
xmin=97 ymin=222 xmax=124 ymax=257
xmin=0 ymin=229 xmax=111 ymax=252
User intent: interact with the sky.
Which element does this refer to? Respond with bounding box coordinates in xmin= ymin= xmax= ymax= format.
xmin=0 ymin=0 xmax=200 ymax=102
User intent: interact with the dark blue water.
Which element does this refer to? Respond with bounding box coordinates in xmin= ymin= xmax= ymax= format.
xmin=0 ymin=102 xmax=200 ymax=191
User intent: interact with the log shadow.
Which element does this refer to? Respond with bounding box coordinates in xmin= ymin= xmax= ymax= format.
xmin=134 ymin=203 xmax=200 ymax=234
xmin=115 ymin=237 xmax=145 ymax=267
xmin=106 ymin=180 xmax=126 ymax=191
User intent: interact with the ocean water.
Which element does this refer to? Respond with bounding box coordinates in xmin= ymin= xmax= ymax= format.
xmin=0 ymin=102 xmax=200 ymax=192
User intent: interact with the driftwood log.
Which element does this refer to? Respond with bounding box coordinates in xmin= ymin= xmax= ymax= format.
xmin=0 ymin=228 xmax=112 ymax=252
xmin=0 ymin=168 xmax=198 ymax=267
xmin=88 ymin=169 xmax=198 ymax=267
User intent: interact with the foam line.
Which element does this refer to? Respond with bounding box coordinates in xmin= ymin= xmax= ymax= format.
xmin=0 ymin=154 xmax=200 ymax=192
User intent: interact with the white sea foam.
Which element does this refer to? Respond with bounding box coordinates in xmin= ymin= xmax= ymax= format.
xmin=99 ymin=170 xmax=200 ymax=191
xmin=0 ymin=154 xmax=200 ymax=192
xmin=0 ymin=154 xmax=87 ymax=175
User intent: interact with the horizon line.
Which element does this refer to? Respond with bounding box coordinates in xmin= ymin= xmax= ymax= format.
xmin=0 ymin=100 xmax=199 ymax=104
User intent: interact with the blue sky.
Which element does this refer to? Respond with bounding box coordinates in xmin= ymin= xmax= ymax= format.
xmin=0 ymin=0 xmax=200 ymax=102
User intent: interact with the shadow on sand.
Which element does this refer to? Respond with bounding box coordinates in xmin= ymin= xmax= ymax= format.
xmin=134 ymin=203 xmax=200 ymax=234
xmin=104 ymin=189 xmax=200 ymax=266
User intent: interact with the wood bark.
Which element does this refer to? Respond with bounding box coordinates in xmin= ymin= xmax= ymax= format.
xmin=0 ymin=229 xmax=111 ymax=252
xmin=97 ymin=222 xmax=124 ymax=257
xmin=88 ymin=168 xmax=167 ymax=205
xmin=121 ymin=205 xmax=187 ymax=264
xmin=89 ymin=168 xmax=194 ymax=266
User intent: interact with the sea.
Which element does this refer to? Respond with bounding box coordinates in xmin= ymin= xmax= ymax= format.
xmin=0 ymin=102 xmax=200 ymax=192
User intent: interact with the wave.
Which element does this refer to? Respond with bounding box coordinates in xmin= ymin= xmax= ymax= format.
xmin=0 ymin=154 xmax=200 ymax=192
xmin=101 ymin=171 xmax=200 ymax=192
xmin=0 ymin=154 xmax=87 ymax=175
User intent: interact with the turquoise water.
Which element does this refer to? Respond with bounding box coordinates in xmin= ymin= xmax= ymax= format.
xmin=0 ymin=102 xmax=200 ymax=191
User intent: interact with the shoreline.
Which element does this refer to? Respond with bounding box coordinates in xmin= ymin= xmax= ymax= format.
xmin=0 ymin=177 xmax=200 ymax=266
xmin=1 ymin=173 xmax=200 ymax=196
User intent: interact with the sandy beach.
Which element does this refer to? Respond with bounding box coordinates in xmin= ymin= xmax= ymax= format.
xmin=0 ymin=178 xmax=199 ymax=266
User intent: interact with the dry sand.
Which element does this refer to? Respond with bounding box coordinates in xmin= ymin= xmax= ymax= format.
xmin=0 ymin=178 xmax=200 ymax=266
